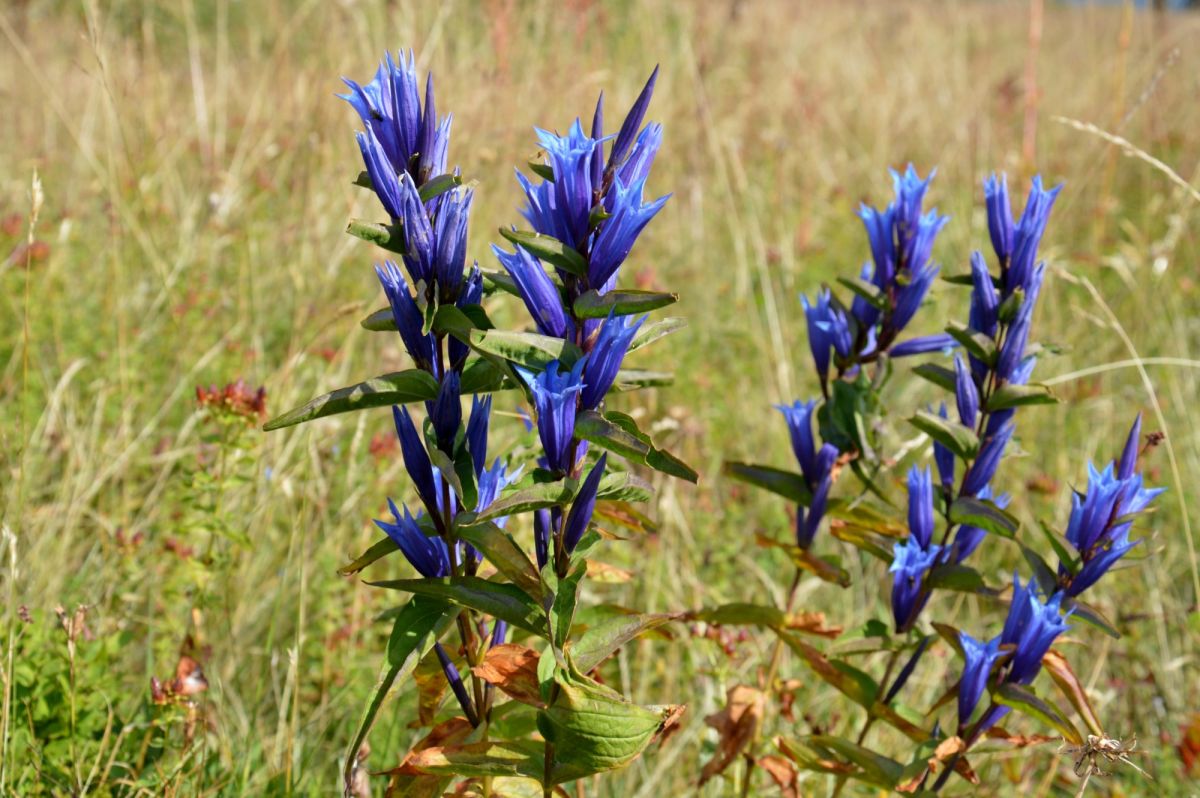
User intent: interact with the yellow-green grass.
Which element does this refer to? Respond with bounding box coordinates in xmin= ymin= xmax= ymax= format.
xmin=2 ymin=0 xmax=1198 ymax=794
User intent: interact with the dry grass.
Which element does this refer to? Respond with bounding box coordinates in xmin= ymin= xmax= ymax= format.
xmin=2 ymin=0 xmax=1199 ymax=794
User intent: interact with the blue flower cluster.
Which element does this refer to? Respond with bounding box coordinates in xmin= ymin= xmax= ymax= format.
xmin=804 ymin=166 xmax=950 ymax=390
xmin=342 ymin=54 xmax=517 ymax=726
xmin=499 ymin=70 xmax=667 ymax=572
xmin=955 ymin=415 xmax=1162 ymax=737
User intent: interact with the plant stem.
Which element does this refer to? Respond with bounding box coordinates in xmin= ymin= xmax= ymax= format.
xmin=829 ymin=645 xmax=904 ymax=798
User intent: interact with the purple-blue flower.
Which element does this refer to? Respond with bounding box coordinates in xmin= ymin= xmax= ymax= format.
xmin=341 ymin=51 xmax=451 ymax=187
xmin=999 ymin=575 xmax=1069 ymax=685
xmin=519 ymin=359 xmax=586 ymax=473
xmin=534 ymin=508 xmax=553 ymax=570
xmin=476 ymin=458 xmax=521 ymax=529
xmin=933 ymin=404 xmax=956 ymax=490
xmin=589 ymin=177 xmax=669 ymax=289
xmin=802 ymin=288 xmax=853 ymax=383
xmin=953 ymin=355 xmax=979 ymax=428
xmin=984 ymin=173 xmax=1014 ymax=266
xmin=890 ymin=332 xmax=957 ymax=359
xmin=393 ymin=405 xmax=438 ymax=513
xmin=493 ymin=244 xmax=572 ymax=339
xmin=374 ymin=499 xmax=450 ymax=578
xmin=961 ymin=421 xmax=1014 ymax=497
xmin=957 ymin=631 xmax=1001 ymax=727
xmin=1006 ymin=175 xmax=1062 ymax=296
xmin=429 ymin=372 xmax=461 ymax=454
xmin=376 ymin=261 xmax=435 ymax=372
xmin=890 ymin=537 xmax=942 ymax=631
xmin=581 ymin=312 xmax=646 ymax=410
xmin=563 ymin=454 xmax=607 ymax=552
xmin=907 ymin=465 xmax=935 ymax=549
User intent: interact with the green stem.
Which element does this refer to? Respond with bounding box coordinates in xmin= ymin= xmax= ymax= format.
xmin=829 ymin=645 xmax=905 ymax=798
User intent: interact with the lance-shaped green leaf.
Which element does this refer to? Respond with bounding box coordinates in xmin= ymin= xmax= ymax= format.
xmin=837 ymin=276 xmax=889 ymax=310
xmin=499 ymin=228 xmax=587 ymax=278
xmin=537 ymin=664 xmax=676 ymax=783
xmin=723 ymin=461 xmax=811 ymax=504
xmin=992 ymin=683 xmax=1083 ymax=745
xmin=459 ymin=358 xmax=515 ymax=395
xmin=263 ymin=369 xmax=440 ymax=431
xmin=339 ymin=537 xmax=397 ymax=575
xmin=458 ymin=479 xmax=579 ymax=525
xmin=346 ymin=218 xmax=406 ymax=253
xmin=469 ymin=329 xmax=584 ymax=370
xmin=573 ymin=289 xmax=678 ymax=319
xmin=629 ymin=316 xmax=686 ymax=352
xmin=985 ymin=383 xmax=1058 ymax=412
xmin=829 ymin=524 xmax=893 ymax=562
xmin=369 ymin=576 xmax=549 ymax=638
xmin=341 ymin=597 xmax=459 ymax=791
xmin=457 ymin=521 xmax=542 ymax=599
xmin=949 ymin=496 xmax=1019 ymax=539
xmin=927 ymin=563 xmax=994 ymax=594
xmin=912 ymin=363 xmax=957 ymax=392
xmin=910 ymin=410 xmax=980 ymax=460
xmin=571 ymin=612 xmax=681 ymax=674
xmin=575 ymin=410 xmax=698 ymax=483
xmin=360 ymin=306 xmax=394 ymax=331
xmin=417 ymin=172 xmax=463 ymax=202
xmin=595 ymin=471 xmax=654 ymax=503
xmin=806 ymin=735 xmax=904 ymax=789
xmin=611 ymin=369 xmax=674 ymax=391
xmin=1063 ymin=597 xmax=1121 ymax=639
xmin=481 ymin=269 xmax=521 ymax=297
xmin=792 ymin=547 xmax=852 ymax=587
xmin=549 ymin=567 xmax=585 ymax=648
xmin=945 ymin=321 xmax=998 ymax=365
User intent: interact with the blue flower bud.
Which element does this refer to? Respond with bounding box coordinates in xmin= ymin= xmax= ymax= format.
xmin=434 ymin=642 xmax=476 ymax=722
xmin=907 ymin=465 xmax=935 ymax=549
xmin=890 ymin=333 xmax=957 ymax=358
xmin=533 ymin=508 xmax=553 ymax=570
xmin=953 ymin=355 xmax=979 ymax=428
xmin=564 ymin=454 xmax=607 ymax=553
xmin=1117 ymin=412 xmax=1142 ymax=480
xmin=962 ymin=421 xmax=1014 ymax=497
xmin=1007 ymin=176 xmax=1062 ymax=296
xmin=608 ymin=66 xmax=659 ymax=175
xmin=519 ymin=359 xmax=586 ymax=473
xmin=999 ymin=575 xmax=1069 ymax=685
xmin=465 ymin=396 xmax=492 ymax=478
xmin=933 ymin=403 xmax=956 ymax=491
xmin=957 ymin=631 xmax=1002 ymax=727
xmin=376 ymin=261 xmax=435 ymax=372
xmin=889 ymin=537 xmax=942 ymax=631
xmin=393 ymin=405 xmax=438 ymax=513
xmin=983 ymin=173 xmax=1014 ymax=265
xmin=429 ymin=372 xmax=462 ymax=454
xmin=493 ymin=244 xmax=572 ymax=339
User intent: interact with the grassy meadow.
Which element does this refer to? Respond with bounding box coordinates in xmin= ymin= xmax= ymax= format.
xmin=2 ymin=0 xmax=1200 ymax=794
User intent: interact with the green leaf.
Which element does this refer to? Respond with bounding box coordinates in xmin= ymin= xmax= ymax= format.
xmin=417 ymin=173 xmax=463 ymax=203
xmin=346 ymin=218 xmax=405 ymax=253
xmin=482 ymin=269 xmax=521 ymax=297
xmin=460 ymin=480 xmax=578 ymax=525
xmin=571 ymin=612 xmax=680 ymax=674
xmin=469 ymin=329 xmax=583 ymax=370
xmin=992 ymin=683 xmax=1082 ymax=745
xmin=263 ymin=369 xmax=440 ymax=431
xmin=927 ymin=563 xmax=993 ymax=594
xmin=1037 ymin=520 xmax=1078 ymax=574
xmin=818 ymin=376 xmax=878 ymax=457
xmin=690 ymin=603 xmax=785 ymax=628
xmin=360 ymin=306 xmax=394 ymax=331
xmin=550 ymin=567 xmax=585 ymax=647
xmin=341 ymin=597 xmax=459 ymax=790
xmin=611 ymin=369 xmax=674 ymax=391
xmin=595 ymin=471 xmax=653 ymax=503
xmin=368 ymin=576 xmax=548 ymax=637
xmin=459 ymin=358 xmax=515 ymax=394
xmin=537 ymin=665 xmax=674 ymax=783
xmin=1020 ymin=544 xmax=1059 ymax=595
xmin=986 ymin=383 xmax=1058 ymax=412
xmin=457 ymin=522 xmax=543 ymax=599
xmin=837 ymin=276 xmax=888 ymax=310
xmin=528 ymin=162 xmax=554 ymax=181
xmin=338 ymin=536 xmax=397 ymax=575
xmin=807 ymin=735 xmax=903 ymax=789
xmin=911 ymin=363 xmax=957 ymax=392
xmin=722 ymin=461 xmax=811 ymax=504
xmin=828 ymin=524 xmax=893 ymax=562
xmin=945 ymin=322 xmax=997 ymax=365
xmin=574 ymin=410 xmax=698 ymax=483
xmin=1064 ymin=597 xmax=1121 ymax=639
xmin=792 ymin=548 xmax=852 ymax=587
xmin=499 ymin=228 xmax=587 ymax=278
xmin=949 ymin=496 xmax=1019 ymax=539
xmin=403 ymin=739 xmax=546 ymax=781
xmin=910 ymin=410 xmax=980 ymax=460
xmin=629 ymin=317 xmax=686 ymax=352
xmin=573 ymin=289 xmax=678 ymax=319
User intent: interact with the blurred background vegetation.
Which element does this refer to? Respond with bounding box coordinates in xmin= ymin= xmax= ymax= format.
xmin=1 ymin=0 xmax=1199 ymax=794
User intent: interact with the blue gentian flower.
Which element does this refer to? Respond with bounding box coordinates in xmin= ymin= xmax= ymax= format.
xmin=957 ymin=631 xmax=1002 ymax=727
xmin=589 ymin=177 xmax=669 ymax=289
xmin=431 ymin=187 xmax=473 ymax=298
xmin=608 ymin=66 xmax=659 ymax=175
xmin=802 ymin=288 xmax=853 ymax=382
xmin=393 ymin=406 xmax=438 ymax=512
xmin=374 ymin=499 xmax=450 ymax=578
xmin=890 ymin=537 xmax=942 ymax=631
xmin=961 ymin=421 xmax=1014 ymax=497
xmin=525 ymin=121 xmax=597 ymax=248
xmin=429 ymin=372 xmax=462 ymax=455
xmin=796 ymin=444 xmax=838 ymax=548
xmin=612 ymin=122 xmax=663 ymax=190
xmin=1059 ymin=417 xmax=1164 ymax=596
xmin=890 ymin=332 xmax=957 ymax=359
xmin=953 ymin=355 xmax=979 ymax=428
xmin=376 ymin=261 xmax=435 ymax=372
xmin=493 ymin=244 xmax=572 ymax=339
xmin=519 ymin=359 xmax=586 ymax=473
xmin=907 ymin=465 xmax=935 ymax=549
xmin=890 ymin=261 xmax=940 ymax=333
xmin=984 ymin=173 xmax=1014 ymax=266
xmin=534 ymin=508 xmax=553 ymax=570
xmin=1006 ymin=176 xmax=1062 ymax=296
xmin=563 ymin=454 xmax=608 ymax=552
xmin=477 ymin=458 xmax=521 ymax=529
xmin=777 ymin=400 xmax=820 ymax=480
xmin=356 ymin=129 xmax=407 ymax=220
xmin=341 ymin=51 xmax=451 ymax=186
xmin=996 ymin=264 xmax=1045 ymax=382
xmin=465 ymin=396 xmax=492 ymax=477
xmin=999 ymin=575 xmax=1069 ymax=685
xmin=581 ymin=312 xmax=646 ymax=410
xmin=434 ymin=642 xmax=475 ymax=722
